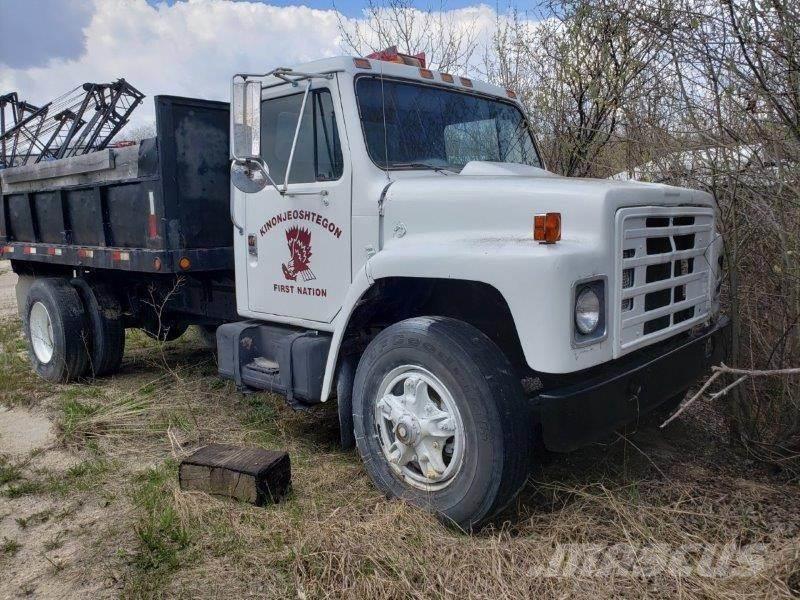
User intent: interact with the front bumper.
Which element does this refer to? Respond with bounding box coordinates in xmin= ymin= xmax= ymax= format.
xmin=536 ymin=316 xmax=731 ymax=452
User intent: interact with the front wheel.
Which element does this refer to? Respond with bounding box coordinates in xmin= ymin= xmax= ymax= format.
xmin=352 ymin=316 xmax=532 ymax=530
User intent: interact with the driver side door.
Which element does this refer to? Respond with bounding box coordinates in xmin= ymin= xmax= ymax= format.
xmin=244 ymin=83 xmax=351 ymax=323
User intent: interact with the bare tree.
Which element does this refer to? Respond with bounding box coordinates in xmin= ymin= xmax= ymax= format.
xmin=485 ymin=1 xmax=668 ymax=177
xmin=337 ymin=0 xmax=479 ymax=73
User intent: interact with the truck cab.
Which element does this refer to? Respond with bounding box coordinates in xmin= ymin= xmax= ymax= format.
xmin=2 ymin=51 xmax=729 ymax=530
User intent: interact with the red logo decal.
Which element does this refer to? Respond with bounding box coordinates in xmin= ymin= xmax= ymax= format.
xmin=282 ymin=226 xmax=315 ymax=282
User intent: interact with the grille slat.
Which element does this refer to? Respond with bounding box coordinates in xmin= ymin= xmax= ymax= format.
xmin=622 ymin=247 xmax=706 ymax=268
xmin=615 ymin=207 xmax=714 ymax=356
xmin=620 ymin=271 xmax=706 ymax=300
xmin=624 ymin=223 xmax=712 ymax=240
xmin=621 ymin=293 xmax=708 ymax=327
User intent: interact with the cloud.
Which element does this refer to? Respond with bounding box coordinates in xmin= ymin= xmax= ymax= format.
xmin=0 ymin=0 xmax=502 ymax=129
xmin=0 ymin=0 xmax=93 ymax=68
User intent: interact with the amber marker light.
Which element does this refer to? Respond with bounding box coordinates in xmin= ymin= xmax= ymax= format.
xmin=179 ymin=257 xmax=191 ymax=270
xmin=440 ymin=73 xmax=454 ymax=83
xmin=534 ymin=213 xmax=561 ymax=244
xmin=353 ymin=58 xmax=372 ymax=69
xmin=419 ymin=68 xmax=434 ymax=79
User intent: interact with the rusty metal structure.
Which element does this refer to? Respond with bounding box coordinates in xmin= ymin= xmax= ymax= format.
xmin=0 ymin=79 xmax=144 ymax=169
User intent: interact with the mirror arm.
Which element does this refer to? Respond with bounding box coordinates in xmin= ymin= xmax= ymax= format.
xmin=283 ymin=80 xmax=312 ymax=191
xmin=229 ymin=166 xmax=246 ymax=235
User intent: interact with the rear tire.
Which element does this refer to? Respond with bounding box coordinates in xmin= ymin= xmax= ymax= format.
xmin=24 ymin=278 xmax=89 ymax=382
xmin=352 ymin=316 xmax=532 ymax=530
xmin=71 ymin=279 xmax=125 ymax=377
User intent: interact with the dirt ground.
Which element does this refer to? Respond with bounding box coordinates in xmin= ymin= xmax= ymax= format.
xmin=1 ymin=268 xmax=799 ymax=599
xmin=0 ymin=263 xmax=18 ymax=318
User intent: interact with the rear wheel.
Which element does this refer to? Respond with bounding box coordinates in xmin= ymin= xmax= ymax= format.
xmin=71 ymin=279 xmax=125 ymax=377
xmin=352 ymin=316 xmax=532 ymax=530
xmin=25 ymin=278 xmax=89 ymax=382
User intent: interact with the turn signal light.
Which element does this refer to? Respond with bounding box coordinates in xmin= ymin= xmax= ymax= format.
xmin=534 ymin=212 xmax=561 ymax=244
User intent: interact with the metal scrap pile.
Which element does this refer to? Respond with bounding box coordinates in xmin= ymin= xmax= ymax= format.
xmin=0 ymin=79 xmax=144 ymax=169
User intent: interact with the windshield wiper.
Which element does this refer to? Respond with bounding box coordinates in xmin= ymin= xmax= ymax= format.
xmin=391 ymin=162 xmax=457 ymax=174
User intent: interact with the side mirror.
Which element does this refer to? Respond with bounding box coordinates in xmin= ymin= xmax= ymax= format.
xmin=232 ymin=79 xmax=261 ymax=159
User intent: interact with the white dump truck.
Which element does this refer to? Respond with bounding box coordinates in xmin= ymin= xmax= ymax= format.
xmin=0 ymin=49 xmax=729 ymax=528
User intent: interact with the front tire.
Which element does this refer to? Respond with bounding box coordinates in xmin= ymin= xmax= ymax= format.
xmin=25 ymin=278 xmax=89 ymax=382
xmin=352 ymin=316 xmax=532 ymax=530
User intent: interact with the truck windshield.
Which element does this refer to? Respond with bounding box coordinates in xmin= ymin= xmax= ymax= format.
xmin=356 ymin=77 xmax=542 ymax=172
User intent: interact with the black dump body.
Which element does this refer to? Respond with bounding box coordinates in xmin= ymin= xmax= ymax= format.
xmin=0 ymin=96 xmax=232 ymax=274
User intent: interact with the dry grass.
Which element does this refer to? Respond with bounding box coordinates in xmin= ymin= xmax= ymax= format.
xmin=1 ymin=319 xmax=799 ymax=598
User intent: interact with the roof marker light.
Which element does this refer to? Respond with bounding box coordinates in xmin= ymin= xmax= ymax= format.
xmin=353 ymin=58 xmax=372 ymax=69
xmin=459 ymin=77 xmax=473 ymax=88
xmin=366 ymin=47 xmax=426 ymax=68
xmin=440 ymin=73 xmax=454 ymax=83
xmin=419 ymin=68 xmax=434 ymax=79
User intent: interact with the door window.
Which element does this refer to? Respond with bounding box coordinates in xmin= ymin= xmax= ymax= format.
xmin=260 ymin=89 xmax=343 ymax=184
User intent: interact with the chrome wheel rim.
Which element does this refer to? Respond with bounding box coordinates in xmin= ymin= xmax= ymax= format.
xmin=29 ymin=301 xmax=55 ymax=364
xmin=374 ymin=365 xmax=465 ymax=491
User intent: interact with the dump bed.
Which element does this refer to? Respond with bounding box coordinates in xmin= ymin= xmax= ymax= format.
xmin=0 ymin=96 xmax=232 ymax=273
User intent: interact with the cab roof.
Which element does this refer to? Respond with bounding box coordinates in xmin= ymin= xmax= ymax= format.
xmin=275 ymin=55 xmax=517 ymax=102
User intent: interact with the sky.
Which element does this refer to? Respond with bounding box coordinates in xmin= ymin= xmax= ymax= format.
xmin=0 ymin=0 xmax=535 ymax=130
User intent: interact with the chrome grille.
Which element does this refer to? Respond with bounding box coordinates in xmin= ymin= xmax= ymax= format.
xmin=615 ymin=206 xmax=715 ymax=355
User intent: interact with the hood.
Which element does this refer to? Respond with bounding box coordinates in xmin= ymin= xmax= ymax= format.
xmin=459 ymin=161 xmax=558 ymax=178
xmin=381 ymin=161 xmax=714 ymax=242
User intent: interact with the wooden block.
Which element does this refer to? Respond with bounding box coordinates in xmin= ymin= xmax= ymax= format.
xmin=179 ymin=444 xmax=291 ymax=505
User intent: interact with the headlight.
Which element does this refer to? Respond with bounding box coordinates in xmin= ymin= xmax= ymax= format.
xmin=572 ymin=278 xmax=606 ymax=346
xmin=575 ymin=288 xmax=600 ymax=334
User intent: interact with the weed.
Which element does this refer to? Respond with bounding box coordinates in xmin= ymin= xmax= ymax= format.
xmin=3 ymin=480 xmax=44 ymax=499
xmin=16 ymin=509 xmax=52 ymax=529
xmin=59 ymin=399 xmax=99 ymax=440
xmin=1 ymin=537 xmax=21 ymax=556
xmin=0 ymin=457 xmax=22 ymax=486
xmin=43 ymin=531 xmax=67 ymax=552
xmin=126 ymin=461 xmax=191 ymax=585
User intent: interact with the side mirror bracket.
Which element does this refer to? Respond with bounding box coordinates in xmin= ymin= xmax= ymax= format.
xmin=230 ymin=69 xmax=338 ymax=198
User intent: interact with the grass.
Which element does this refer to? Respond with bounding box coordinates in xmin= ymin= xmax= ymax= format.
xmin=0 ymin=456 xmax=23 ymax=485
xmin=0 ymin=318 xmax=53 ymax=406
xmin=1 ymin=313 xmax=799 ymax=598
xmin=57 ymin=393 xmax=151 ymax=443
xmin=3 ymin=480 xmax=44 ymax=499
xmin=123 ymin=462 xmax=192 ymax=594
